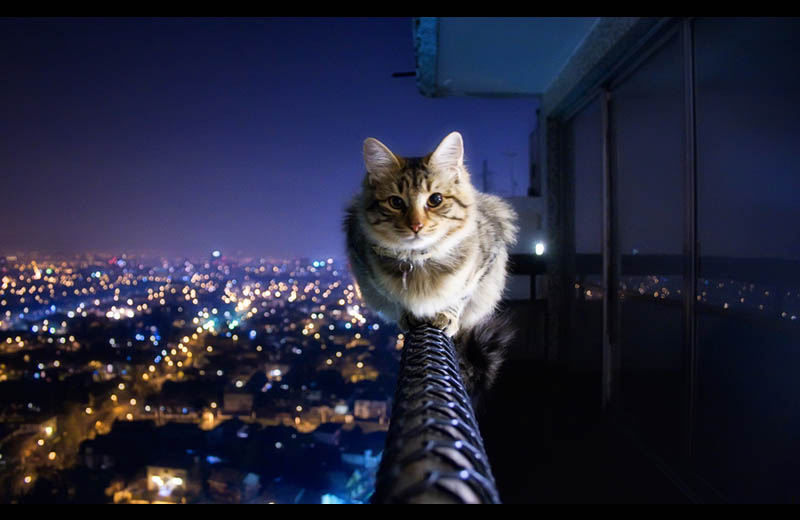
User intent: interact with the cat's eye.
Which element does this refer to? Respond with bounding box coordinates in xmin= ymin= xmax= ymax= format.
xmin=388 ymin=196 xmax=405 ymax=210
xmin=427 ymin=193 xmax=443 ymax=207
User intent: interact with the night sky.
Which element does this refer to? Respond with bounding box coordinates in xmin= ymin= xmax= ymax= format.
xmin=0 ymin=17 xmax=535 ymax=260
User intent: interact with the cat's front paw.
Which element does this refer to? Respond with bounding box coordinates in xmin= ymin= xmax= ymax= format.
xmin=431 ymin=312 xmax=460 ymax=337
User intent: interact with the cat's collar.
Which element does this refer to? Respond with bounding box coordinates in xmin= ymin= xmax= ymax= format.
xmin=370 ymin=244 xmax=433 ymax=263
xmin=371 ymin=244 xmax=432 ymax=291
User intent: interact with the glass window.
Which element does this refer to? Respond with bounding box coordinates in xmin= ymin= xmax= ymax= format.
xmin=610 ymin=31 xmax=686 ymax=461
xmin=694 ymin=17 xmax=800 ymax=502
xmin=564 ymin=96 xmax=604 ymax=372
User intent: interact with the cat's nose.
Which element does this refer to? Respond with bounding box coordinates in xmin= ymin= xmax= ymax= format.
xmin=409 ymin=221 xmax=424 ymax=233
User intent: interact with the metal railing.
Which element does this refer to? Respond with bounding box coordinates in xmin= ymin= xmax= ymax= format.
xmin=372 ymin=325 xmax=501 ymax=504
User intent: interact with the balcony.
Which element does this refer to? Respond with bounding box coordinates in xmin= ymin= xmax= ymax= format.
xmin=410 ymin=17 xmax=800 ymax=503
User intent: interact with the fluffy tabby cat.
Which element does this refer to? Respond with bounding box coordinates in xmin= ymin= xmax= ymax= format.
xmin=344 ymin=131 xmax=518 ymax=397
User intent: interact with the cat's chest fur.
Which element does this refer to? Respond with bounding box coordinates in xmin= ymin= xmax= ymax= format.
xmin=369 ymin=244 xmax=477 ymax=317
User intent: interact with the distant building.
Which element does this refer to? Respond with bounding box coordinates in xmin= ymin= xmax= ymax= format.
xmin=353 ymin=399 xmax=389 ymax=423
xmin=222 ymin=392 xmax=253 ymax=417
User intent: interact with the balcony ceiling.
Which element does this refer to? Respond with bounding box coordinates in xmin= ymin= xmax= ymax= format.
xmin=417 ymin=17 xmax=599 ymax=97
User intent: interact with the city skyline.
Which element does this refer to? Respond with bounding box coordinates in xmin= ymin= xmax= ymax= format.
xmin=0 ymin=252 xmax=400 ymax=503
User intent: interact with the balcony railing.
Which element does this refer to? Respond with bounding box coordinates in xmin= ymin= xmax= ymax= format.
xmin=372 ymin=325 xmax=501 ymax=504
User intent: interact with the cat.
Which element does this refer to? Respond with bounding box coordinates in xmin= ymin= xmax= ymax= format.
xmin=343 ymin=131 xmax=518 ymax=397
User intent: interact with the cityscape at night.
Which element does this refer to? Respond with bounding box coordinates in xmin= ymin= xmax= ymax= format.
xmin=0 ymin=251 xmax=399 ymax=503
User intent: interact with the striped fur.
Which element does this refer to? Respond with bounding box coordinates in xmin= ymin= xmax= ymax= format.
xmin=344 ymin=132 xmax=518 ymax=395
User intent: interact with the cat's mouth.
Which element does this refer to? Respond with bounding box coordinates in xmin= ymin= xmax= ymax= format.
xmin=402 ymin=231 xmax=435 ymax=248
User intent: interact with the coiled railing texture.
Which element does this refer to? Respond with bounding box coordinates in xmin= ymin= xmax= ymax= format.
xmin=372 ymin=324 xmax=501 ymax=504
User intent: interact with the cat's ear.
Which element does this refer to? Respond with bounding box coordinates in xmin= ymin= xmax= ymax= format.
xmin=429 ymin=131 xmax=465 ymax=181
xmin=363 ymin=138 xmax=401 ymax=184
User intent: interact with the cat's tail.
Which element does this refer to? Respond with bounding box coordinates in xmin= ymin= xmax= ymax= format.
xmin=453 ymin=312 xmax=515 ymax=403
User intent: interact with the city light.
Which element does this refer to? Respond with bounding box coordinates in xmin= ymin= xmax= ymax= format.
xmin=151 ymin=475 xmax=185 ymax=498
xmin=0 ymin=251 xmax=401 ymax=503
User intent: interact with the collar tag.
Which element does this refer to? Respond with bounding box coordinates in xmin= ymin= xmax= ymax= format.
xmin=399 ymin=261 xmax=413 ymax=291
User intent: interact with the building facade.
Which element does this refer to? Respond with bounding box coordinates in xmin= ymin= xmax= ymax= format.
xmin=415 ymin=16 xmax=800 ymax=503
